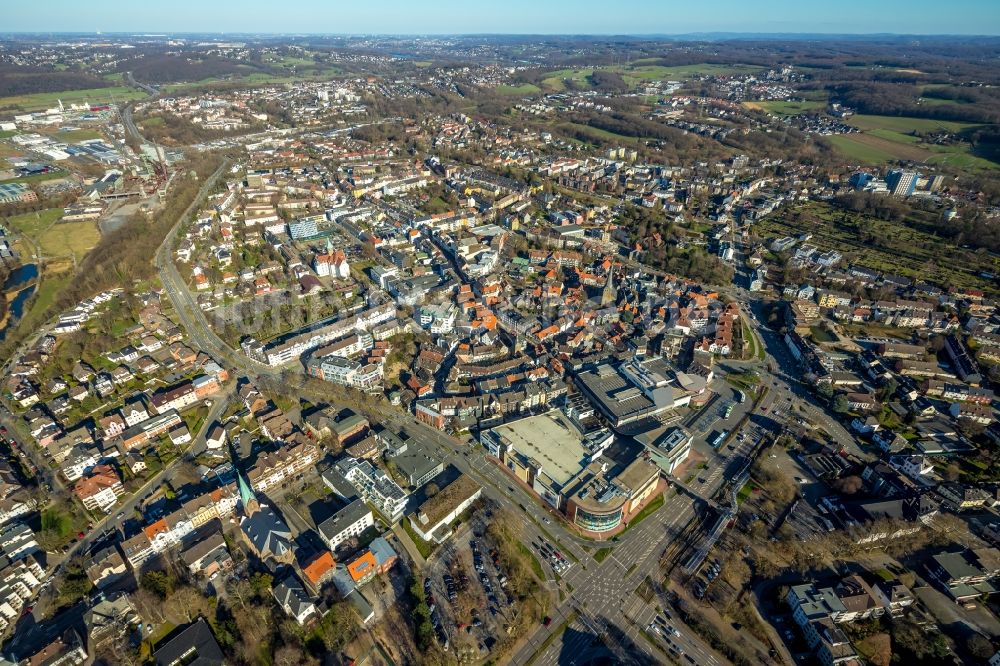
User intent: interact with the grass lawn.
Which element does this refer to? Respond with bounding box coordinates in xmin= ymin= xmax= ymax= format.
xmin=402 ymin=517 xmax=435 ymax=559
xmin=496 ymin=83 xmax=542 ymax=96
xmin=740 ymin=319 xmax=758 ymax=359
xmin=810 ymin=326 xmax=837 ymax=343
xmin=55 ymin=128 xmax=103 ymax=142
xmin=623 ymin=493 xmax=664 ymax=532
xmin=7 ymin=210 xmax=100 ymax=263
xmin=28 ymin=272 xmax=71 ymax=315
xmin=4 ymin=208 xmax=65 ymax=234
xmin=518 ymin=543 xmax=546 ymax=579
xmin=594 ymin=547 xmax=613 ymax=563
xmin=737 ymin=485 xmax=754 ymax=505
xmin=0 ymin=86 xmax=146 ymax=112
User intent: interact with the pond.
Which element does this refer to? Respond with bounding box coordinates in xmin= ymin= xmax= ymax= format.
xmin=0 ymin=263 xmax=39 ymax=341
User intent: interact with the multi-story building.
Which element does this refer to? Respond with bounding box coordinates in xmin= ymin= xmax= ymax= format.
xmin=248 ymin=441 xmax=321 ymax=494
xmin=336 ymin=457 xmax=408 ymax=522
xmin=317 ymin=499 xmax=375 ymax=551
xmin=886 ymin=169 xmax=918 ymax=197
xmin=73 ymin=465 xmax=124 ymax=513
xmin=925 ymin=547 xmax=1000 ymax=602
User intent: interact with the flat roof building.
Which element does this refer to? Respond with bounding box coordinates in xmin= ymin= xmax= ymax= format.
xmin=635 ymin=425 xmax=693 ymax=475
xmin=575 ymin=357 xmax=691 ymax=430
xmin=481 ymin=410 xmax=613 ymax=509
xmin=408 ymin=473 xmax=483 ymax=544
xmin=563 ymin=457 xmax=661 ymax=534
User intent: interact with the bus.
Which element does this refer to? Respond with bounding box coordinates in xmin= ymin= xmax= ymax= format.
xmin=734 ymin=389 xmax=745 ymax=404
xmin=711 ymin=431 xmax=728 ymax=448
xmin=723 ymin=403 xmax=735 ymax=419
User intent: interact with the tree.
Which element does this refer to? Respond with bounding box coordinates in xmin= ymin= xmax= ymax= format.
xmin=831 ymin=475 xmax=863 ymax=495
xmin=831 ymin=394 xmax=850 ymax=414
xmin=425 ymin=482 xmax=440 ymax=498
xmin=876 ymin=377 xmax=897 ymax=402
xmin=140 ymin=571 xmax=175 ymax=600
xmin=967 ymin=633 xmax=995 ymax=660
xmin=856 ymin=633 xmax=891 ymax=666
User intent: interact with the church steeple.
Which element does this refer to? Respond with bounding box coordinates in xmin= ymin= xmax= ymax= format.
xmin=237 ymin=470 xmax=259 ymax=515
xmin=601 ymin=269 xmax=618 ymax=307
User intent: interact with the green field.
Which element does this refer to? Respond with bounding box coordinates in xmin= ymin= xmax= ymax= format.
xmin=5 ymin=208 xmax=64 ymax=234
xmin=496 ymin=83 xmax=542 ymax=96
xmin=55 ymin=128 xmax=103 ymax=142
xmin=827 ymin=113 xmax=997 ymax=170
xmin=848 ymin=114 xmax=979 ymax=135
xmin=0 ymin=86 xmax=146 ymax=112
xmin=541 ymin=68 xmax=595 ymax=91
xmin=866 ymin=128 xmax=922 ymax=145
xmin=6 ymin=209 xmax=100 ymax=262
xmin=540 ymin=62 xmax=763 ymax=92
xmin=746 ymin=99 xmax=826 ymax=116
xmin=926 ymin=145 xmax=1000 ymax=170
xmin=919 ymin=97 xmax=965 ymax=107
xmin=622 ymin=63 xmax=763 ymax=79
xmin=161 ymin=69 xmax=343 ymax=94
xmin=3 ymin=170 xmax=68 ymax=186
xmin=826 ymin=135 xmax=900 ymax=163
xmin=562 ymin=121 xmax=642 ymax=145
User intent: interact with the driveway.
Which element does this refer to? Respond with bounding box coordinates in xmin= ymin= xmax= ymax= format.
xmin=915 ymin=583 xmax=1000 ymax=638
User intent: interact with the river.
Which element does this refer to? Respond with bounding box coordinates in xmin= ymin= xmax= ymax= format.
xmin=0 ymin=263 xmax=39 ymax=341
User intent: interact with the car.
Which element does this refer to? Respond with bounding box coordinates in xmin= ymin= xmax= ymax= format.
xmin=542 ymin=616 xmax=552 ymax=627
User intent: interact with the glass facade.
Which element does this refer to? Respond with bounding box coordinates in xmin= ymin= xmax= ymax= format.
xmin=573 ymin=505 xmax=623 ymax=533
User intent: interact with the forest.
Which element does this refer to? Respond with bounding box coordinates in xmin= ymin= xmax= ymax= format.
xmin=0 ymin=64 xmax=113 ymax=98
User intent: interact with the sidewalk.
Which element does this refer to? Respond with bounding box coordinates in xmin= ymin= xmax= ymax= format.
xmin=391 ymin=523 xmax=426 ymax=569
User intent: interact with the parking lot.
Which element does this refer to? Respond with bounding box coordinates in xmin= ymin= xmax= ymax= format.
xmin=422 ymin=521 xmax=519 ymax=659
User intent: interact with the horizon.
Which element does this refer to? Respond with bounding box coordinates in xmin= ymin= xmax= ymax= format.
xmin=4 ymin=30 xmax=1000 ymax=39
xmin=5 ymin=0 xmax=1000 ymax=36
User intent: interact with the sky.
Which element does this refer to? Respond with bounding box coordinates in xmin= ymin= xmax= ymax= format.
xmin=4 ymin=0 xmax=1000 ymax=36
